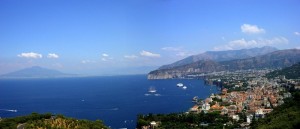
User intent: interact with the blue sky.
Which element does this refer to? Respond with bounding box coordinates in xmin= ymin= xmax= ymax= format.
xmin=0 ymin=0 xmax=300 ymax=75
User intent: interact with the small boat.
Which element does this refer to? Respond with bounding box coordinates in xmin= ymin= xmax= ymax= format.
xmin=8 ymin=110 xmax=17 ymax=112
xmin=148 ymin=87 xmax=156 ymax=93
xmin=182 ymin=86 xmax=187 ymax=89
xmin=177 ymin=83 xmax=184 ymax=87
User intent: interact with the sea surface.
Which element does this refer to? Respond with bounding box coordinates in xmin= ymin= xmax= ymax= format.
xmin=0 ymin=75 xmax=219 ymax=129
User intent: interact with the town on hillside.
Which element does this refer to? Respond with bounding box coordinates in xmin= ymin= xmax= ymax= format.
xmin=189 ymin=69 xmax=297 ymax=127
xmin=139 ymin=65 xmax=300 ymax=129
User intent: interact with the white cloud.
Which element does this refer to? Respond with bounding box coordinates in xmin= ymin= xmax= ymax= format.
xmin=241 ymin=24 xmax=265 ymax=34
xmin=124 ymin=55 xmax=138 ymax=59
xmin=140 ymin=50 xmax=160 ymax=58
xmin=81 ymin=60 xmax=96 ymax=64
xmin=294 ymin=32 xmax=300 ymax=36
xmin=18 ymin=52 xmax=42 ymax=59
xmin=102 ymin=53 xmax=109 ymax=57
xmin=161 ymin=47 xmax=181 ymax=51
xmin=214 ymin=37 xmax=288 ymax=51
xmin=47 ymin=53 xmax=59 ymax=59
xmin=100 ymin=53 xmax=113 ymax=61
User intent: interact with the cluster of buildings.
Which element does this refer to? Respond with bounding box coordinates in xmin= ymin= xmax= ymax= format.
xmin=189 ymin=70 xmax=299 ymax=127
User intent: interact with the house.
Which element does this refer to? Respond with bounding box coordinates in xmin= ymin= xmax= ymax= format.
xmin=232 ymin=115 xmax=240 ymax=121
xmin=210 ymin=102 xmax=223 ymax=111
xmin=205 ymin=98 xmax=213 ymax=103
xmin=221 ymin=107 xmax=228 ymax=115
xmin=295 ymin=85 xmax=300 ymax=90
xmin=255 ymin=108 xmax=264 ymax=118
xmin=246 ymin=114 xmax=253 ymax=123
xmin=201 ymin=103 xmax=210 ymax=113
xmin=190 ymin=105 xmax=199 ymax=113
xmin=262 ymin=109 xmax=273 ymax=114
xmin=227 ymin=105 xmax=238 ymax=115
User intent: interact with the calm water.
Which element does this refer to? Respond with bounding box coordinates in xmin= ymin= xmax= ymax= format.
xmin=0 ymin=75 xmax=218 ymax=129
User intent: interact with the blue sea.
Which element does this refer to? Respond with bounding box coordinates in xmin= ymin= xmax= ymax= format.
xmin=0 ymin=75 xmax=219 ymax=129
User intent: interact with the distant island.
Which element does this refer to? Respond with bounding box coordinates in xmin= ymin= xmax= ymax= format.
xmin=0 ymin=66 xmax=76 ymax=78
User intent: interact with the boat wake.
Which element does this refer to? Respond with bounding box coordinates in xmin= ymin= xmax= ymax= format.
xmin=144 ymin=93 xmax=162 ymax=96
xmin=0 ymin=109 xmax=18 ymax=112
xmin=98 ymin=108 xmax=119 ymax=111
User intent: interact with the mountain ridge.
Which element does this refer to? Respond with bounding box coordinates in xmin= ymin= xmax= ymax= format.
xmin=159 ymin=46 xmax=278 ymax=70
xmin=149 ymin=48 xmax=300 ymax=79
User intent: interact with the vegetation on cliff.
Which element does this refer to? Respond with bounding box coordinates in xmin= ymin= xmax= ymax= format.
xmin=137 ymin=112 xmax=239 ymax=129
xmin=0 ymin=113 xmax=108 ymax=129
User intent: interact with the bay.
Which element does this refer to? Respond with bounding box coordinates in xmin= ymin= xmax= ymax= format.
xmin=0 ymin=75 xmax=219 ymax=129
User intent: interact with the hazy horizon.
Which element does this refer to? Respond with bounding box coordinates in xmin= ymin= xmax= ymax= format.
xmin=1 ymin=0 xmax=300 ymax=75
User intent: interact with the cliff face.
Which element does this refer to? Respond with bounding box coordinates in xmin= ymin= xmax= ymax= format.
xmin=147 ymin=72 xmax=177 ymax=79
xmin=148 ymin=49 xmax=300 ymax=79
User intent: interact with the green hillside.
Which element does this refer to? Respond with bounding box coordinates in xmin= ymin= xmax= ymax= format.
xmin=0 ymin=113 xmax=108 ymax=129
xmin=266 ymin=62 xmax=300 ymax=79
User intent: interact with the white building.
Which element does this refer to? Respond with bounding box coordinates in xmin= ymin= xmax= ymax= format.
xmin=201 ymin=103 xmax=210 ymax=113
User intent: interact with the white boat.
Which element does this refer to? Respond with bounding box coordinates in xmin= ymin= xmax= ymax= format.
xmin=182 ymin=86 xmax=187 ymax=89
xmin=177 ymin=83 xmax=184 ymax=87
xmin=148 ymin=87 xmax=156 ymax=93
xmin=8 ymin=110 xmax=17 ymax=112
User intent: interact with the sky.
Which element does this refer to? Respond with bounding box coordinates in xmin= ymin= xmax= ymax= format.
xmin=0 ymin=0 xmax=300 ymax=75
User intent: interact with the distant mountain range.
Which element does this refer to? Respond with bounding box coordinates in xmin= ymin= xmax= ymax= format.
xmin=0 ymin=66 xmax=75 ymax=78
xmin=148 ymin=47 xmax=300 ymax=79
xmin=159 ymin=46 xmax=278 ymax=69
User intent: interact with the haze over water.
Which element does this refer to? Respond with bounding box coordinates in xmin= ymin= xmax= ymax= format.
xmin=0 ymin=75 xmax=218 ymax=128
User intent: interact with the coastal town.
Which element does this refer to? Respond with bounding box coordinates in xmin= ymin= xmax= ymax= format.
xmin=140 ymin=67 xmax=300 ymax=129
xmin=187 ymin=69 xmax=299 ymax=128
